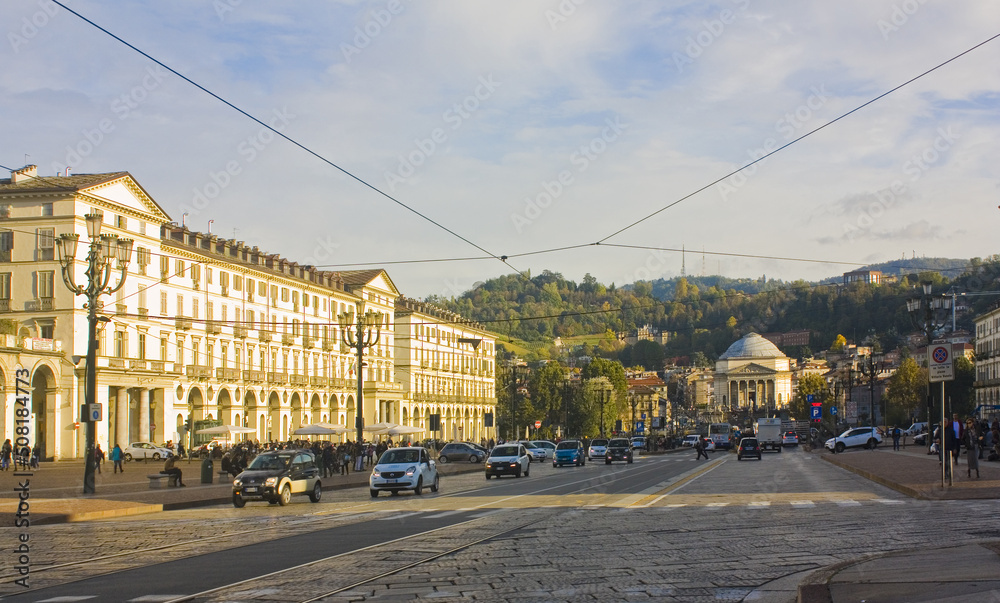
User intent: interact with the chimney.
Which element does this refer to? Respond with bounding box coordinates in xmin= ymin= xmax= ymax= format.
xmin=11 ymin=165 xmax=38 ymax=184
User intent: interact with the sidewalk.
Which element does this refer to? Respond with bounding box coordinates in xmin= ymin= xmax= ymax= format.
xmin=0 ymin=456 xmax=482 ymax=525
xmin=798 ymin=446 xmax=1000 ymax=602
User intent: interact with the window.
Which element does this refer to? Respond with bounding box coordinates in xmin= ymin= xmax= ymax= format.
xmin=206 ymin=344 xmax=214 ymax=368
xmin=40 ymin=203 xmax=53 ymax=216
xmin=138 ymin=333 xmax=146 ymax=359
xmin=0 ymin=273 xmax=10 ymax=299
xmin=293 ymin=291 xmax=300 ymax=305
xmin=0 ymin=230 xmax=12 ymax=261
xmin=221 ymin=344 xmax=228 ymax=368
xmin=259 ymin=281 xmax=267 ymax=297
xmin=190 ymin=264 xmax=201 ymax=283
xmin=136 ymin=247 xmax=150 ymax=274
xmin=206 ymin=267 xmax=213 ymax=284
xmin=36 ymin=228 xmax=54 ymax=261
xmin=281 ymin=287 xmax=289 ymax=302
xmin=160 ymin=336 xmax=167 ymax=361
xmin=36 ymin=270 xmax=55 ymax=299
xmin=207 ymin=302 xmax=214 ymax=321
xmin=248 ymin=309 xmax=255 ymax=329
xmin=114 ymin=214 xmax=126 ymax=229
xmin=160 ymin=291 xmax=168 ymax=315
xmin=233 ymin=274 xmax=242 ymax=291
xmin=40 ymin=324 xmax=53 ymax=339
xmin=114 ymin=331 xmax=126 ymax=358
xmin=160 ymin=255 xmax=170 ymax=279
xmin=192 ymin=298 xmax=199 ymax=320
xmin=220 ymin=271 xmax=229 ymax=289
xmin=138 ymin=285 xmax=147 ymax=313
xmin=175 ymin=259 xmax=185 ymax=277
xmin=176 ymin=337 xmax=185 ymax=365
xmin=176 ymin=294 xmax=184 ymax=316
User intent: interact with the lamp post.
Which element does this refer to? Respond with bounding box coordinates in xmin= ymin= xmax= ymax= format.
xmin=338 ymin=302 xmax=384 ymax=445
xmin=54 ymin=211 xmax=133 ymax=494
xmin=906 ymin=281 xmax=952 ymax=449
xmin=857 ymin=352 xmax=885 ymax=444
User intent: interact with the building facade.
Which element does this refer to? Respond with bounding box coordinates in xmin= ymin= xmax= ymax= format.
xmin=974 ymin=304 xmax=1000 ymax=409
xmin=0 ymin=166 xmax=495 ymax=459
xmin=713 ymin=332 xmax=793 ymax=418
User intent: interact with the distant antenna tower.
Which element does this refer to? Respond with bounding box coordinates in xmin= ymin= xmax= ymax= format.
xmin=701 ymin=246 xmax=706 ymax=276
xmin=681 ymin=244 xmax=686 ymax=277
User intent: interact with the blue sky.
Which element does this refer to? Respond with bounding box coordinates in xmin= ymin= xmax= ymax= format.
xmin=3 ymin=0 xmax=999 ymax=298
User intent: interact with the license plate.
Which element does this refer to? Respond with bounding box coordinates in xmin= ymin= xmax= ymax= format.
xmin=384 ymin=479 xmax=397 ymax=484
xmin=244 ymin=487 xmax=258 ymax=493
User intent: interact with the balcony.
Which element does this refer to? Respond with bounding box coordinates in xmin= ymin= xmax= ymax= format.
xmin=109 ymin=358 xmax=127 ymax=369
xmin=243 ymin=370 xmax=265 ymax=382
xmin=115 ymin=303 xmax=127 ymax=316
xmin=216 ymin=367 xmax=239 ymax=380
xmin=137 ymin=307 xmax=148 ymax=319
xmin=192 ymin=279 xmax=200 ymax=291
xmin=420 ymin=361 xmax=429 ymax=369
xmin=221 ymin=286 xmax=229 ymax=297
xmin=302 ymin=335 xmax=315 ymax=348
xmin=281 ymin=332 xmax=295 ymax=346
xmin=321 ymin=338 xmax=335 ymax=351
xmin=0 ymin=299 xmax=9 ymax=313
xmin=186 ymin=364 xmax=211 ymax=379
xmin=267 ymin=371 xmax=288 ymax=384
xmin=206 ymin=320 xmax=223 ymax=335
xmin=310 ymin=376 xmax=328 ymax=387
xmin=258 ymin=330 xmax=272 ymax=342
xmin=149 ymin=360 xmax=165 ymax=372
xmin=290 ymin=373 xmax=308 ymax=386
xmin=233 ymin=325 xmax=249 ymax=339
xmin=175 ymin=316 xmax=193 ymax=330
xmin=129 ymin=359 xmax=147 ymax=370
xmin=38 ymin=297 xmax=55 ymax=311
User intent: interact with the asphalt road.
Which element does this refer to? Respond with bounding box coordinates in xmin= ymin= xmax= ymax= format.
xmin=2 ymin=448 xmax=996 ymax=602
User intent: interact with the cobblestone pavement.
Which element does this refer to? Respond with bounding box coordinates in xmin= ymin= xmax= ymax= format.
xmin=2 ymin=450 xmax=997 ymax=602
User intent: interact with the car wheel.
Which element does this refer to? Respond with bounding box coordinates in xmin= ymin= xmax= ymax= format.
xmin=431 ymin=475 xmax=439 ymax=492
xmin=757 ymin=454 xmax=762 ymax=460
xmin=485 ymin=473 xmax=492 ymax=480
xmin=278 ymin=484 xmax=291 ymax=506
xmin=152 ymin=453 xmax=161 ymax=460
xmin=515 ymin=467 xmax=521 ymax=478
xmin=438 ymin=455 xmax=449 ymax=463
xmin=777 ymin=446 xmax=782 ymax=453
xmin=867 ymin=438 xmax=879 ymax=449
xmin=553 ymin=462 xmax=558 ymax=468
xmin=232 ymin=493 xmax=246 ymax=508
xmin=124 ymin=453 xmax=133 ymax=462
xmin=835 ymin=442 xmax=846 ymax=453
xmin=627 ymin=457 xmax=633 ymax=464
xmin=370 ymin=489 xmax=379 ymax=498
xmin=309 ymin=482 xmax=322 ymax=503
xmin=469 ymin=455 xmax=479 ymax=464
xmin=606 ymin=459 xmax=611 ymax=465
xmin=737 ymin=455 xmax=742 ymax=461
xmin=414 ymin=477 xmax=423 ymax=495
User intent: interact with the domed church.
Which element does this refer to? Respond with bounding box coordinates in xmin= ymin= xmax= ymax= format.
xmin=713 ymin=333 xmax=792 ymax=415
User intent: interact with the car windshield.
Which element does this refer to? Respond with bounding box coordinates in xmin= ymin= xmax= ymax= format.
xmin=380 ymin=449 xmax=420 ymax=464
xmin=556 ymin=441 xmax=578 ymax=449
xmin=247 ymin=455 xmax=290 ymax=471
xmin=591 ymin=439 xmax=608 ymax=446
xmin=491 ymin=446 xmax=519 ymax=457
xmin=609 ymin=439 xmax=629 ymax=447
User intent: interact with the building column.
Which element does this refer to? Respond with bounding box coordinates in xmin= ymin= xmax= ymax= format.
xmin=138 ymin=388 xmax=150 ymax=442
xmin=115 ymin=387 xmax=129 ymax=447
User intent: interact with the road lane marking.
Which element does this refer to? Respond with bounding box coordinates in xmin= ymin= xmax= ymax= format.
xmin=790 ymin=501 xmax=815 ymax=508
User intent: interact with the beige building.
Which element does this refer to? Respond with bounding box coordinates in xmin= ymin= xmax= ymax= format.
xmin=713 ymin=332 xmax=792 ymax=417
xmin=394 ymin=297 xmax=496 ymax=443
xmin=0 ymin=166 xmax=494 ymax=459
xmin=974 ymin=305 xmax=1000 ymax=411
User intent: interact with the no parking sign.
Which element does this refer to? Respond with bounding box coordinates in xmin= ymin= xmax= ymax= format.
xmin=928 ymin=344 xmax=954 ymax=382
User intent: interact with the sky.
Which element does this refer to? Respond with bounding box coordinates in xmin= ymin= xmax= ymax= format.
xmin=3 ymin=0 xmax=999 ymax=299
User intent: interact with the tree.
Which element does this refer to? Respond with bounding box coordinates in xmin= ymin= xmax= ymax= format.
xmin=528 ymin=362 xmax=567 ymax=439
xmin=946 ymin=356 xmax=976 ymax=419
xmin=790 ymin=373 xmax=831 ymax=421
xmin=830 ymin=334 xmax=847 ymax=353
xmin=882 ymin=357 xmax=926 ymax=425
xmin=631 ymin=340 xmax=665 ymax=371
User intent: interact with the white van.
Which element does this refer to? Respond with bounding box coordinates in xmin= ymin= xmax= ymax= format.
xmin=903 ymin=423 xmax=928 ymax=436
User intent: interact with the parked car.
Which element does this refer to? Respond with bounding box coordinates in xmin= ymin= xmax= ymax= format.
xmin=531 ymin=440 xmax=557 ymax=457
xmin=520 ymin=441 xmax=547 ymax=461
xmin=825 ymin=427 xmax=883 ymax=453
xmin=914 ymin=425 xmax=939 ymax=447
xmin=437 ymin=442 xmax=485 ymax=464
xmin=631 ymin=437 xmax=647 ymax=451
xmin=782 ymin=431 xmax=799 ymax=447
xmin=123 ymin=442 xmax=174 ymax=462
xmin=681 ymin=434 xmax=700 ymax=447
xmin=605 ymin=438 xmax=633 ymax=464
xmin=737 ymin=437 xmax=762 ymax=461
xmin=904 ymin=422 xmax=928 ymax=436
xmin=369 ymin=446 xmax=439 ymax=497
xmin=232 ymin=449 xmax=322 ymax=507
xmin=485 ymin=443 xmax=531 ymax=479
xmin=553 ymin=440 xmax=586 ymax=467
xmin=588 ymin=438 xmax=609 ymax=460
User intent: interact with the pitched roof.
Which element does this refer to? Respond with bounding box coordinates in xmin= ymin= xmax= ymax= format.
xmin=0 ymin=171 xmax=129 ymax=191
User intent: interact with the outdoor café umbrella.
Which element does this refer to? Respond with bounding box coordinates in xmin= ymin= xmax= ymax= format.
xmin=386 ymin=425 xmax=423 ymax=437
xmin=363 ymin=422 xmax=397 ymax=434
xmin=196 ymin=425 xmax=256 ymax=437
xmin=316 ymin=423 xmax=351 ymax=435
xmin=293 ymin=424 xmax=340 ymax=436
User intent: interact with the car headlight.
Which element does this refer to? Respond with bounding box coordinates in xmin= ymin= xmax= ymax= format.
xmin=233 ymin=479 xmax=242 ymax=487
xmin=405 ymin=466 xmax=416 ymax=476
xmin=265 ymin=477 xmax=277 ymax=486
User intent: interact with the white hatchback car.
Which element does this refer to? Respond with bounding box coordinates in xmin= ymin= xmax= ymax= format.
xmin=588 ymin=438 xmax=609 ymax=460
xmin=825 ymin=427 xmax=882 ymax=453
xmin=369 ymin=447 xmax=439 ymax=497
xmin=123 ymin=442 xmax=174 ymax=462
xmin=520 ymin=441 xmax=547 ymax=461
xmin=485 ymin=443 xmax=531 ymax=479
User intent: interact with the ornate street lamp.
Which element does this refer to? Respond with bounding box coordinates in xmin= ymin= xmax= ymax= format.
xmin=856 ymin=352 xmax=886 ymax=443
xmin=54 ymin=211 xmax=133 ymax=494
xmin=906 ymin=281 xmax=951 ymax=449
xmin=338 ymin=302 xmax=384 ymax=444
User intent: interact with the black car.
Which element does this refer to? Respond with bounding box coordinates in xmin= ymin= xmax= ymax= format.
xmin=737 ymin=437 xmax=762 ymax=461
xmin=232 ymin=449 xmax=322 ymax=507
xmin=605 ymin=438 xmax=633 ymax=464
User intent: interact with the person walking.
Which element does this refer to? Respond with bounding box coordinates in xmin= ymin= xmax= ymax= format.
xmin=695 ymin=437 xmax=709 ymax=460
xmin=94 ymin=444 xmax=105 ymax=474
xmin=1 ymin=439 xmax=12 ymax=471
xmin=965 ymin=418 xmax=980 ymax=479
xmin=111 ymin=443 xmax=125 ymax=473
xmin=892 ymin=426 xmax=901 ymax=451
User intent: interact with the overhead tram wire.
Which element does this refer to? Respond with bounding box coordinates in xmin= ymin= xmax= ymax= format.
xmin=595 ymin=32 xmax=1000 ymax=245
xmin=49 ymin=1 xmax=527 ymax=279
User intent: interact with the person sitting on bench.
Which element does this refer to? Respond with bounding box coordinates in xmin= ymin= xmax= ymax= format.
xmin=161 ymin=454 xmax=186 ymax=487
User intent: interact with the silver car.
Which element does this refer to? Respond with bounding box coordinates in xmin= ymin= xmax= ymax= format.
xmin=370 ymin=447 xmax=439 ymax=497
xmin=123 ymin=442 xmax=174 ymax=462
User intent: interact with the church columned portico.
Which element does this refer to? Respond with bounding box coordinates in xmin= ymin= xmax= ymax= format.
xmin=715 ymin=333 xmax=792 ymax=423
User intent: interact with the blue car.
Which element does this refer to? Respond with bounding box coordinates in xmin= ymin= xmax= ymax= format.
xmin=553 ymin=440 xmax=586 ymax=467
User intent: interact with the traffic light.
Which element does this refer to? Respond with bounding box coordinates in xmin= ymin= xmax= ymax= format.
xmin=184 ymin=418 xmax=191 ymax=431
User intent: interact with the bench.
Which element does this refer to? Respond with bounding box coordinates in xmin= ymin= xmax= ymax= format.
xmin=218 ymin=470 xmax=234 ymax=483
xmin=147 ymin=473 xmax=179 ymax=488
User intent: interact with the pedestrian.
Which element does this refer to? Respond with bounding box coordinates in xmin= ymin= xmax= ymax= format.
xmin=322 ymin=445 xmax=334 ymax=478
xmin=1 ymin=439 xmax=11 ymax=471
xmin=340 ymin=446 xmax=351 ymax=475
xmin=177 ymin=442 xmax=185 ymax=458
xmin=160 ymin=454 xmax=186 ymax=486
xmin=30 ymin=443 xmax=40 ymax=469
xmin=695 ymin=437 xmax=709 ymax=460
xmin=892 ymin=426 xmax=901 ymax=451
xmin=95 ymin=443 xmax=105 ymax=474
xmin=965 ymin=418 xmax=980 ymax=479
xmin=942 ymin=423 xmax=959 ymax=479
xmin=111 ymin=443 xmax=125 ymax=473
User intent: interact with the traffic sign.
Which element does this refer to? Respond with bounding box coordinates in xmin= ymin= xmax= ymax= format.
xmin=810 ymin=405 xmax=822 ymax=420
xmin=636 ymin=421 xmax=645 ymax=434
xmin=928 ymin=344 xmax=954 ymax=382
xmin=830 ymin=407 xmax=838 ymax=416
xmin=534 ymin=420 xmax=542 ymax=429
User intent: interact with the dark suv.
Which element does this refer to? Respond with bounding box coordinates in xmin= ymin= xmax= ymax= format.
xmin=737 ymin=437 xmax=762 ymax=461
xmin=605 ymin=438 xmax=633 ymax=464
xmin=232 ymin=450 xmax=322 ymax=507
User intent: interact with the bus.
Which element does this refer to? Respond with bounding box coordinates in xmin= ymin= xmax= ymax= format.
xmin=709 ymin=423 xmax=733 ymax=449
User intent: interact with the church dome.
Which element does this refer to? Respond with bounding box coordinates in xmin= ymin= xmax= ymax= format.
xmin=720 ymin=332 xmax=784 ymax=359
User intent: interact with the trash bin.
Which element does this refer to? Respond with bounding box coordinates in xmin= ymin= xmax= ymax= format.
xmin=201 ymin=457 xmax=214 ymax=484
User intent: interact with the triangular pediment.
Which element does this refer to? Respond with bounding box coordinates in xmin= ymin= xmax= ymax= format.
xmin=80 ymin=174 xmax=172 ymax=224
xmin=729 ymin=363 xmax=778 ymax=375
